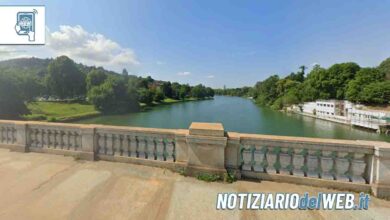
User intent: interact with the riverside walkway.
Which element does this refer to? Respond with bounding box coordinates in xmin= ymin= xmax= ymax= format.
xmin=0 ymin=148 xmax=390 ymax=220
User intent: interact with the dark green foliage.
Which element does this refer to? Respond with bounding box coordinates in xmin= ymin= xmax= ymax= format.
xmin=45 ymin=56 xmax=86 ymax=99
xmin=359 ymin=81 xmax=390 ymax=104
xmin=214 ymin=86 xmax=253 ymax=97
xmin=88 ymin=76 xmax=139 ymax=113
xmin=154 ymin=87 xmax=165 ymax=102
xmin=0 ymin=56 xmax=216 ymax=117
xmin=179 ymin=84 xmax=191 ymax=100
xmin=86 ymin=68 xmax=107 ymax=90
xmin=346 ymin=68 xmax=385 ymax=103
xmin=0 ymin=74 xmax=29 ymax=118
xmin=191 ymin=84 xmax=209 ymax=99
xmin=161 ymin=82 xmax=172 ymax=98
xmin=220 ymin=58 xmax=389 ymax=109
xmin=254 ymin=75 xmax=280 ymax=105
xmin=379 ymin=58 xmax=390 ymax=80
xmin=137 ymin=88 xmax=154 ymax=105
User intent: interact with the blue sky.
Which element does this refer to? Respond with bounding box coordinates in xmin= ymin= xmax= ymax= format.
xmin=2 ymin=0 xmax=390 ymax=88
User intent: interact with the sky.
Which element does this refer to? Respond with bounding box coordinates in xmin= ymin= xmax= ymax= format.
xmin=1 ymin=0 xmax=390 ymax=88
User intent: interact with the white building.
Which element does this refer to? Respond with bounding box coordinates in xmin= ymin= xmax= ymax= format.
xmin=297 ymin=99 xmax=389 ymax=132
xmin=315 ymin=100 xmax=344 ymax=117
xmin=302 ymin=102 xmax=316 ymax=114
xmin=350 ymin=108 xmax=390 ymax=130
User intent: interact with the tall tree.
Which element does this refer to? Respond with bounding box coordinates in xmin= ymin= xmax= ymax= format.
xmin=45 ymin=56 xmax=86 ymax=99
xmin=378 ymin=57 xmax=390 ymax=80
xmin=86 ymin=68 xmax=107 ymax=91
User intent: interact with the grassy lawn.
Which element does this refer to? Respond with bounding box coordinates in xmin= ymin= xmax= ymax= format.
xmin=23 ymin=97 xmax=210 ymax=122
xmin=23 ymin=102 xmax=100 ymax=122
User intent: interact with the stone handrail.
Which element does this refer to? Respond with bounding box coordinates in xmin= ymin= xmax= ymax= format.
xmin=1 ymin=120 xmax=389 ymax=199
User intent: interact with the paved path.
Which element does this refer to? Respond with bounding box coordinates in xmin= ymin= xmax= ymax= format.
xmin=0 ymin=148 xmax=389 ymax=220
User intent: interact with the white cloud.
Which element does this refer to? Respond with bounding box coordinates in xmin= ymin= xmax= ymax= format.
xmin=177 ymin=71 xmax=191 ymax=76
xmin=156 ymin=61 xmax=165 ymax=65
xmin=206 ymin=75 xmax=215 ymax=79
xmin=0 ymin=25 xmax=139 ymax=72
xmin=47 ymin=25 xmax=139 ymax=68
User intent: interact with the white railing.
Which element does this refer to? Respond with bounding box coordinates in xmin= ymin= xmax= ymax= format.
xmin=239 ymin=136 xmax=373 ymax=185
xmin=0 ymin=122 xmax=17 ymax=145
xmin=0 ymin=120 xmax=389 ymax=198
xmin=95 ymin=126 xmax=176 ymax=162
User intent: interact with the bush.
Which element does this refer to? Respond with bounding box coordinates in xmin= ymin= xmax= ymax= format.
xmin=196 ymin=173 xmax=222 ymax=182
xmin=23 ymin=114 xmax=47 ymax=121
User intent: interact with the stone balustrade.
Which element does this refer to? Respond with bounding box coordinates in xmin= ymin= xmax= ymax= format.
xmin=1 ymin=120 xmax=390 ymax=199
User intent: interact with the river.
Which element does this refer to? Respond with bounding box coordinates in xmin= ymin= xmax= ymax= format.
xmin=76 ymin=96 xmax=389 ymax=142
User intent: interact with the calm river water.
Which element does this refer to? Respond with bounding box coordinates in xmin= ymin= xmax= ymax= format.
xmin=76 ymin=96 xmax=389 ymax=142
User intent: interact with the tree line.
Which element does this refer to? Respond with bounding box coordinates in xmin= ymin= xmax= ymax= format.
xmin=218 ymin=58 xmax=390 ymax=110
xmin=0 ymin=56 xmax=215 ymax=118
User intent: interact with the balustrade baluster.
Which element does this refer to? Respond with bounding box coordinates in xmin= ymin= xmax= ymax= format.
xmin=129 ymin=135 xmax=137 ymax=157
xmin=121 ymin=135 xmax=129 ymax=157
xmin=114 ymin=134 xmax=122 ymax=156
xmin=241 ymin=145 xmax=253 ymax=171
xmin=138 ymin=136 xmax=147 ymax=159
xmin=155 ymin=138 xmax=165 ymax=161
xmin=279 ymin=147 xmax=292 ymax=175
xmin=6 ymin=127 xmax=10 ymax=143
xmin=106 ymin=134 xmax=114 ymax=155
xmin=351 ymin=153 xmax=366 ymax=183
xmin=307 ymin=149 xmax=320 ymax=178
xmin=46 ymin=130 xmax=52 ymax=148
xmin=54 ymin=130 xmax=60 ymax=149
xmin=266 ymin=147 xmax=279 ymax=174
xmin=42 ymin=129 xmax=48 ymax=148
xmin=165 ymin=138 xmax=175 ymax=161
xmin=253 ymin=146 xmax=266 ymax=172
xmin=292 ymin=148 xmax=306 ymax=177
xmin=321 ymin=151 xmax=335 ymax=180
xmin=335 ymin=152 xmax=351 ymax=182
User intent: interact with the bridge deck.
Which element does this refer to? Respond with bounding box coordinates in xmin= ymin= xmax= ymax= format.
xmin=0 ymin=149 xmax=389 ymax=220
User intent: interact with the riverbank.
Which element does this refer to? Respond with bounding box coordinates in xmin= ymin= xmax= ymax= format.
xmin=22 ymin=97 xmax=210 ymax=122
xmin=74 ymin=96 xmax=390 ymax=142
xmin=141 ymin=97 xmax=211 ymax=111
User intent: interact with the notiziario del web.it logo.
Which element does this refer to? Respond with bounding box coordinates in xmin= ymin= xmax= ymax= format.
xmin=0 ymin=6 xmax=45 ymax=45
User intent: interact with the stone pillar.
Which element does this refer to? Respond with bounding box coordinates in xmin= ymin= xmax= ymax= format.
xmin=13 ymin=121 xmax=28 ymax=152
xmin=80 ymin=125 xmax=96 ymax=161
xmin=185 ymin=122 xmax=227 ymax=175
xmin=174 ymin=129 xmax=189 ymax=163
xmin=225 ymin=132 xmax=241 ymax=177
xmin=372 ymin=144 xmax=390 ymax=199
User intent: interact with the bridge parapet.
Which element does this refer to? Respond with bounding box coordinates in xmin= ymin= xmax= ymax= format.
xmin=1 ymin=120 xmax=390 ymax=199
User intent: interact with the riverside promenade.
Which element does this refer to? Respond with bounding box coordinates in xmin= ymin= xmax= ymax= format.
xmin=0 ymin=148 xmax=390 ymax=220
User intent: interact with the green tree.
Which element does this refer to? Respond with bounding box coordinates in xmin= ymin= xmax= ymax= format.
xmin=206 ymin=87 xmax=215 ymax=97
xmin=171 ymin=82 xmax=181 ymax=99
xmin=191 ymin=84 xmax=207 ymax=99
xmin=138 ymin=88 xmax=154 ymax=105
xmin=15 ymin=73 xmax=43 ymax=102
xmin=88 ymin=76 xmax=139 ymax=113
xmin=179 ymin=84 xmax=191 ymax=100
xmin=86 ymin=68 xmax=107 ymax=91
xmin=154 ymin=87 xmax=165 ymax=102
xmin=45 ymin=56 xmax=86 ymax=99
xmin=346 ymin=68 xmax=384 ymax=102
xmin=0 ymin=74 xmax=29 ymax=118
xmin=359 ymin=81 xmax=390 ymax=104
xmin=254 ymin=75 xmax=279 ymax=105
xmin=378 ymin=57 xmax=390 ymax=80
xmin=161 ymin=82 xmax=172 ymax=98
